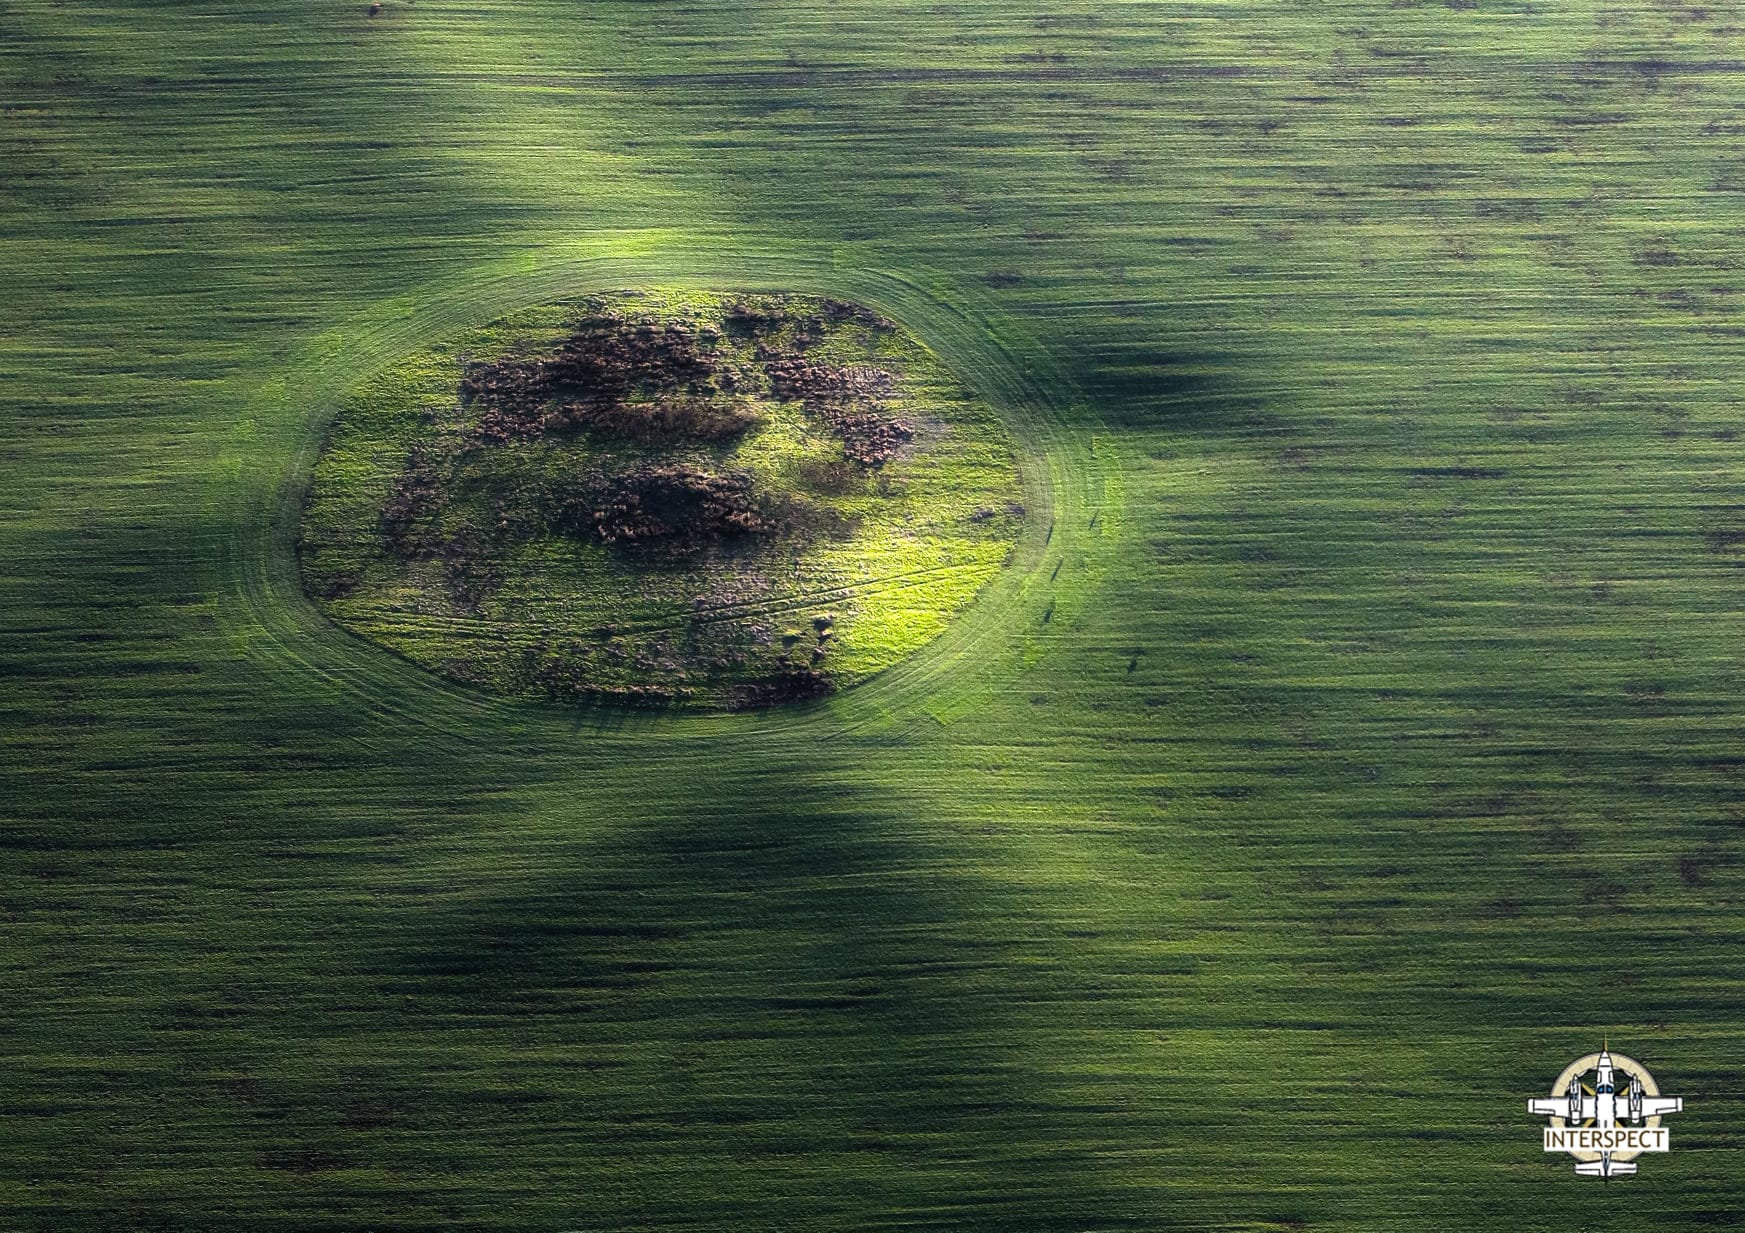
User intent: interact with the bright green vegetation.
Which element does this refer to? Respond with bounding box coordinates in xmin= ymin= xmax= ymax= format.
xmin=299 ymin=291 xmax=1022 ymax=708
xmin=5 ymin=1 xmax=1745 ymax=1231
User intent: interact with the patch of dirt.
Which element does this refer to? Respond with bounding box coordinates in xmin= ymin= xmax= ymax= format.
xmin=532 ymin=648 xmax=696 ymax=707
xmin=564 ymin=464 xmax=776 ymax=550
xmin=459 ymin=310 xmax=915 ymax=469
xmin=461 ymin=317 xmax=748 ymax=446
xmin=380 ymin=442 xmax=446 ymax=556
xmin=763 ymin=355 xmax=916 ymax=465
xmin=728 ymin=665 xmax=835 ymax=710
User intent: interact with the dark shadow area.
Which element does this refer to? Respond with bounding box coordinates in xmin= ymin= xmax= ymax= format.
xmin=301 ymin=769 xmax=1141 ymax=1232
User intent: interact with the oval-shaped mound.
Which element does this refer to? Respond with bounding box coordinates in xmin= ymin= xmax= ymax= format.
xmin=297 ymin=290 xmax=1025 ymax=709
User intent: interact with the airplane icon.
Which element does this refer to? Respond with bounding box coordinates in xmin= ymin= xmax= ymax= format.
xmin=1528 ymin=1047 xmax=1684 ymax=1177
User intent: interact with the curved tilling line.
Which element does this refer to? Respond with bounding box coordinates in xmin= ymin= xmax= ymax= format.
xmin=204 ymin=242 xmax=1117 ymax=749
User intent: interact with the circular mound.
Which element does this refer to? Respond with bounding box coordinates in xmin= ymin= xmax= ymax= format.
xmin=297 ymin=290 xmax=1025 ymax=708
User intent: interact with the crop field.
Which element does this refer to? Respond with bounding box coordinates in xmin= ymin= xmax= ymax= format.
xmin=4 ymin=0 xmax=1745 ymax=1230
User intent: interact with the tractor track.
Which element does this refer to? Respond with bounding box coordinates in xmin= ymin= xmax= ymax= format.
xmin=204 ymin=245 xmax=1118 ymax=748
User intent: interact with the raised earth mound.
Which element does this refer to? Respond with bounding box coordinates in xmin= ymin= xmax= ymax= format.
xmin=298 ymin=291 xmax=1025 ymax=709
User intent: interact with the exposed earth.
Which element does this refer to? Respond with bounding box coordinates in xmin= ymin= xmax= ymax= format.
xmin=298 ymin=290 xmax=1025 ymax=708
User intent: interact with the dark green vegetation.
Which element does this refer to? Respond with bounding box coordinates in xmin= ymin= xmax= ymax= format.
xmin=5 ymin=1 xmax=1745 ymax=1230
xmin=298 ymin=291 xmax=1022 ymax=708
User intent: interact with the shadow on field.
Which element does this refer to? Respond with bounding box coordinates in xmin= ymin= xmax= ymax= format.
xmin=1051 ymin=334 xmax=1230 ymax=432
xmin=343 ymin=765 xmax=1134 ymax=1231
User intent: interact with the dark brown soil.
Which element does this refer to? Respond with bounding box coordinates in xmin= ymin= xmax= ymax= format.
xmin=565 ymin=464 xmax=776 ymax=550
xmin=462 ymin=317 xmax=737 ymax=446
xmin=533 ymin=651 xmax=696 ymax=707
xmin=380 ymin=443 xmax=446 ymax=556
xmin=763 ymin=355 xmax=915 ymax=465
xmin=459 ymin=311 xmax=914 ymax=466
xmin=728 ymin=665 xmax=835 ymax=710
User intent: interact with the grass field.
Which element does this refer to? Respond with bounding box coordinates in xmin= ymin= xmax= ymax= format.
xmin=298 ymin=289 xmax=1024 ymax=707
xmin=4 ymin=1 xmax=1745 ymax=1229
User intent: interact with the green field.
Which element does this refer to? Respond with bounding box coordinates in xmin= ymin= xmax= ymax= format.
xmin=4 ymin=1 xmax=1745 ymax=1229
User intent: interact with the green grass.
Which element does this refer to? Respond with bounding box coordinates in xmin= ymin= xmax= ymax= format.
xmin=297 ymin=290 xmax=1023 ymax=706
xmin=4 ymin=0 xmax=1745 ymax=1230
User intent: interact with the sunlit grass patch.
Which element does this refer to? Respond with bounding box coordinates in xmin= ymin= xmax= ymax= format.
xmin=298 ymin=290 xmax=1024 ymax=708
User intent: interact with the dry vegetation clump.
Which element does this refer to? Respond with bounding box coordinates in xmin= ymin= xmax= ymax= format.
xmin=723 ymin=300 xmax=788 ymax=336
xmin=380 ymin=443 xmax=447 ymax=556
xmin=566 ymin=396 xmax=762 ymax=443
xmin=727 ymin=665 xmax=835 ymax=710
xmin=438 ymin=525 xmax=501 ymax=611
xmin=460 ymin=309 xmax=915 ymax=466
xmin=763 ymin=356 xmax=915 ymax=465
xmin=461 ymin=317 xmax=747 ymax=445
xmin=818 ymin=298 xmax=894 ymax=328
xmin=565 ymin=464 xmax=776 ymax=550
xmin=532 ymin=647 xmax=695 ymax=707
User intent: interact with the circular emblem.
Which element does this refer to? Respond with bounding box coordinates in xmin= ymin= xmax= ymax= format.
xmin=1528 ymin=1045 xmax=1684 ymax=1177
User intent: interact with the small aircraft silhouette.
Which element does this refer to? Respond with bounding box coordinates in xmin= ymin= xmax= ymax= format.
xmin=1528 ymin=1046 xmax=1683 ymax=1177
